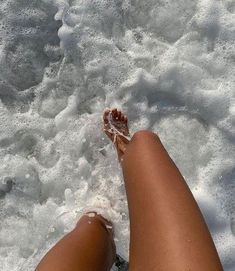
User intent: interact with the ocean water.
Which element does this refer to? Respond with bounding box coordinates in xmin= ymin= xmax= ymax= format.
xmin=0 ymin=0 xmax=234 ymax=270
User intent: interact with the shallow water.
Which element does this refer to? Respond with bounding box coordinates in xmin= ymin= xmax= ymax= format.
xmin=0 ymin=0 xmax=234 ymax=270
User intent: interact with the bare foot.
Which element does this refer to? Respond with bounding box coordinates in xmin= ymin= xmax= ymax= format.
xmin=103 ymin=108 xmax=130 ymax=161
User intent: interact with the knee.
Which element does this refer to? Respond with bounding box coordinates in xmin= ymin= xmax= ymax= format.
xmin=132 ymin=130 xmax=160 ymax=143
xmin=76 ymin=212 xmax=112 ymax=232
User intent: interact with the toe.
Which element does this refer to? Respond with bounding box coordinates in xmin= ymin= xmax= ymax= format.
xmin=112 ymin=108 xmax=118 ymax=118
xmin=117 ymin=111 xmax=121 ymax=120
xmin=103 ymin=109 xmax=110 ymax=123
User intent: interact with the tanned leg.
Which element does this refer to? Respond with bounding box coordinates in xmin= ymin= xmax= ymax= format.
xmin=103 ymin=109 xmax=223 ymax=271
xmin=35 ymin=213 xmax=115 ymax=271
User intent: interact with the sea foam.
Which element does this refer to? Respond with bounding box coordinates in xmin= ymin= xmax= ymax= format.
xmin=0 ymin=0 xmax=234 ymax=270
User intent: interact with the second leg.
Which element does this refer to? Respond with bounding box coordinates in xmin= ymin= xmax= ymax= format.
xmin=36 ymin=213 xmax=116 ymax=271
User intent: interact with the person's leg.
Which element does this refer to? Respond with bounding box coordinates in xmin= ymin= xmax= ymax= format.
xmin=103 ymin=109 xmax=223 ymax=271
xmin=36 ymin=213 xmax=116 ymax=271
xmin=123 ymin=130 xmax=223 ymax=271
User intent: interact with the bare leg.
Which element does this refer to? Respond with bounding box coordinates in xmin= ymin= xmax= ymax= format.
xmin=123 ymin=131 xmax=223 ymax=270
xmin=35 ymin=213 xmax=115 ymax=271
xmin=103 ymin=109 xmax=223 ymax=271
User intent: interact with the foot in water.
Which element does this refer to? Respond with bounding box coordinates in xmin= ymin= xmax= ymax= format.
xmin=103 ymin=108 xmax=130 ymax=161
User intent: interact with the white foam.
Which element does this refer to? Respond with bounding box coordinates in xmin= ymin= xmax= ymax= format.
xmin=0 ymin=0 xmax=234 ymax=270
